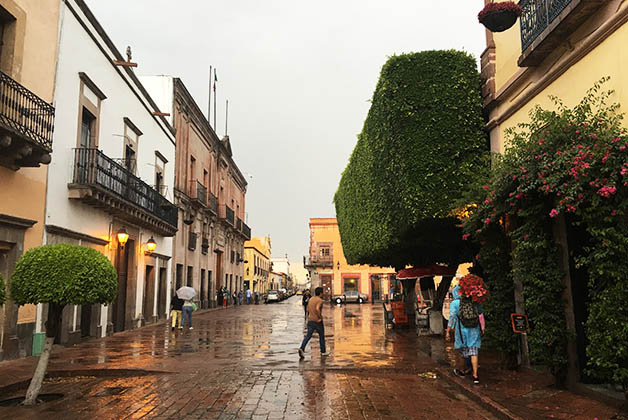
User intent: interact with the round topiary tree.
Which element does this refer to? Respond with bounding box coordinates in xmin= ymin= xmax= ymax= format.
xmin=10 ymin=243 xmax=117 ymax=405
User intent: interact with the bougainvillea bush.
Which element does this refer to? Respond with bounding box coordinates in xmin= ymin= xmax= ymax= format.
xmin=458 ymin=273 xmax=490 ymax=304
xmin=463 ymin=78 xmax=628 ymax=386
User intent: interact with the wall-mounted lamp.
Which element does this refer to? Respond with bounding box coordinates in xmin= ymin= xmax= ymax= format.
xmin=117 ymin=227 xmax=129 ymax=249
xmin=146 ymin=236 xmax=157 ymax=253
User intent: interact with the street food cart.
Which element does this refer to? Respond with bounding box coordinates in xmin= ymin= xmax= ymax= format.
xmin=393 ymin=264 xmax=458 ymax=333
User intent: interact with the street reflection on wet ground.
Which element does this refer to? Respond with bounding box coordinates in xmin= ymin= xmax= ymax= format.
xmin=0 ymin=298 xmax=497 ymax=419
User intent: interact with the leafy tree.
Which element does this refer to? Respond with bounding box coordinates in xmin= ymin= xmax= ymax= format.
xmin=10 ymin=244 xmax=117 ymax=405
xmin=335 ymin=50 xmax=488 ymax=309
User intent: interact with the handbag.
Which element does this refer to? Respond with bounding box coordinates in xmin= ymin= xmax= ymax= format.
xmin=191 ymin=302 xmax=198 ymax=312
xmin=479 ymin=313 xmax=485 ymax=332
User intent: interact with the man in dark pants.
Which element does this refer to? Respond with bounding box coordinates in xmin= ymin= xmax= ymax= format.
xmin=301 ymin=289 xmax=311 ymax=319
xmin=298 ymin=287 xmax=330 ymax=358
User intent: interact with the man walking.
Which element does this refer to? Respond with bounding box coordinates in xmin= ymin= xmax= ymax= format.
xmin=302 ymin=289 xmax=311 ymax=319
xmin=298 ymin=287 xmax=330 ymax=358
xmin=246 ymin=288 xmax=252 ymax=305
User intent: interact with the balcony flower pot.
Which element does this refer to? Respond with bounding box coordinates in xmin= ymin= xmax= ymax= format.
xmin=478 ymin=1 xmax=522 ymax=32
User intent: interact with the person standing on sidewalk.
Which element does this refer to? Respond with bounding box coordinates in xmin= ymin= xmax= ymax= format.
xmin=302 ymin=289 xmax=311 ymax=319
xmin=246 ymin=288 xmax=252 ymax=304
xmin=446 ymin=285 xmax=483 ymax=384
xmin=181 ymin=298 xmax=195 ymax=330
xmin=170 ymin=294 xmax=184 ymax=331
xmin=298 ymin=287 xmax=330 ymax=358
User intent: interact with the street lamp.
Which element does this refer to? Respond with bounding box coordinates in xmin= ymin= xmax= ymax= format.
xmin=117 ymin=227 xmax=129 ymax=249
xmin=146 ymin=236 xmax=157 ymax=253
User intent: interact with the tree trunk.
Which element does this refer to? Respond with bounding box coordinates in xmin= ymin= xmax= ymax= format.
xmin=23 ymin=303 xmax=63 ymax=406
xmin=433 ymin=272 xmax=457 ymax=311
xmin=552 ymin=213 xmax=580 ymax=387
xmin=402 ymin=278 xmax=417 ymax=326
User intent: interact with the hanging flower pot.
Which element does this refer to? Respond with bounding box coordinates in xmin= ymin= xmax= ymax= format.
xmin=478 ymin=1 xmax=522 ymax=32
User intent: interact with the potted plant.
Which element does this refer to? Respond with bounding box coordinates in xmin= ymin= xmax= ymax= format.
xmin=478 ymin=1 xmax=523 ymax=32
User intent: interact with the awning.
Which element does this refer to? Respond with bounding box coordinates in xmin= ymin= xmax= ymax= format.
xmin=396 ymin=264 xmax=457 ymax=280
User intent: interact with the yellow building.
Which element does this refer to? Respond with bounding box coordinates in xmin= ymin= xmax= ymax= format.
xmin=304 ymin=218 xmax=396 ymax=302
xmin=0 ymin=0 xmax=61 ymax=360
xmin=244 ymin=236 xmax=271 ymax=293
xmin=482 ymin=0 xmax=628 ymax=152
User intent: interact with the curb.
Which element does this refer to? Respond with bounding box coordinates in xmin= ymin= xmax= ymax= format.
xmin=434 ymin=364 xmax=525 ymax=420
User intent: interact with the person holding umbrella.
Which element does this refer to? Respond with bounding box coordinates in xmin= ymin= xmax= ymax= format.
xmin=176 ymin=286 xmax=197 ymax=330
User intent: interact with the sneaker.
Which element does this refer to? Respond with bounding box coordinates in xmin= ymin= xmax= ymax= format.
xmin=178 ymin=327 xmax=183 ymax=330
xmin=189 ymin=327 xmax=194 ymax=330
xmin=453 ymin=368 xmax=466 ymax=377
xmin=298 ymin=348 xmax=305 ymax=359
xmin=321 ymin=351 xmax=331 ymax=356
xmin=473 ymin=376 xmax=480 ymax=384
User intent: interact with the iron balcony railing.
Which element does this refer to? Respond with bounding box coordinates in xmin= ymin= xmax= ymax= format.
xmin=0 ymin=70 xmax=55 ymax=150
xmin=208 ymin=193 xmax=218 ymax=214
xmin=219 ymin=204 xmax=235 ymax=226
xmin=72 ymin=148 xmax=178 ymax=227
xmin=519 ymin=0 xmax=572 ymax=51
xmin=195 ymin=180 xmax=207 ymax=206
xmin=242 ymin=222 xmax=251 ymax=240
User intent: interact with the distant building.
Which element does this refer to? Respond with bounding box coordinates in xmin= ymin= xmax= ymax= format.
xmin=270 ymin=256 xmax=292 ymax=289
xmin=304 ymin=218 xmax=395 ymax=302
xmin=244 ymin=237 xmax=271 ymax=293
xmin=142 ymin=76 xmax=250 ymax=309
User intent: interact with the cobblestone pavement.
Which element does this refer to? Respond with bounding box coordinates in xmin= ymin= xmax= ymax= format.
xmin=0 ymin=298 xmax=498 ymax=419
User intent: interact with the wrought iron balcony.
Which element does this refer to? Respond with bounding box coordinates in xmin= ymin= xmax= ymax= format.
xmin=304 ymin=254 xmax=334 ymax=267
xmin=219 ymin=204 xmax=235 ymax=226
xmin=0 ymin=71 xmax=55 ymax=169
xmin=242 ymin=222 xmax=251 ymax=240
xmin=208 ymin=193 xmax=218 ymax=215
xmin=192 ymin=180 xmax=207 ymax=206
xmin=69 ymin=148 xmax=178 ymax=236
xmin=518 ymin=0 xmax=605 ymax=67
xmin=236 ymin=217 xmax=242 ymax=231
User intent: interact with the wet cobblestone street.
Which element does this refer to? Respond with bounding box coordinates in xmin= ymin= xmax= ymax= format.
xmin=0 ymin=298 xmax=499 ymax=419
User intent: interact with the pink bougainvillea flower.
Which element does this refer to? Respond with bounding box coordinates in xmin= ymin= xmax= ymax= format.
xmin=462 ymin=233 xmax=470 ymax=241
xmin=484 ymin=217 xmax=491 ymax=225
xmin=549 ymin=209 xmax=559 ymax=218
xmin=483 ymin=185 xmax=489 ymax=190
xmin=611 ymin=210 xmax=617 ymax=216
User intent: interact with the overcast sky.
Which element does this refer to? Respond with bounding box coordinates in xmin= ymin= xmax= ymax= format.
xmin=86 ymin=0 xmax=487 ymax=265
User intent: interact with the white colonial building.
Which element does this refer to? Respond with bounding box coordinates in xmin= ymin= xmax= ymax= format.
xmin=41 ymin=0 xmax=177 ymax=344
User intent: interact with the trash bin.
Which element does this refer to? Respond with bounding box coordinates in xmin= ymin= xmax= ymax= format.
xmin=32 ymin=332 xmax=45 ymax=356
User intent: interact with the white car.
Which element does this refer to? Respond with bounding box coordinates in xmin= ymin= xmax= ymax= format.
xmin=265 ymin=290 xmax=280 ymax=303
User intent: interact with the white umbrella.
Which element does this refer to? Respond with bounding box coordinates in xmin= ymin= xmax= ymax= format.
xmin=176 ymin=286 xmax=197 ymax=300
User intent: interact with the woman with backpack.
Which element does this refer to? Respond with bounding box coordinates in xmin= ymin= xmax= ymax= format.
xmin=446 ymin=284 xmax=484 ymax=384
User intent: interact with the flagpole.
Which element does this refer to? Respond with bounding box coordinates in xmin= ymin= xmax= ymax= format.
xmin=208 ymin=66 xmax=212 ymax=126
xmin=225 ymin=99 xmax=229 ymax=136
xmin=213 ymin=68 xmax=217 ymax=131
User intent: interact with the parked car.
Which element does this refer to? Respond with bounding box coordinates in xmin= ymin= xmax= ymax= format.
xmin=265 ymin=290 xmax=280 ymax=303
xmin=332 ymin=290 xmax=368 ymax=305
xmin=296 ymin=290 xmax=303 ymax=296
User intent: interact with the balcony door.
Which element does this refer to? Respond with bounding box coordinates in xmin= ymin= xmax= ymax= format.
xmin=113 ymin=239 xmax=133 ymax=332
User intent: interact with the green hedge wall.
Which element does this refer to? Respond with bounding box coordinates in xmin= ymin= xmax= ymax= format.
xmin=335 ymin=50 xmax=488 ymax=268
xmin=0 ymin=273 xmax=5 ymax=306
xmin=10 ymin=243 xmax=117 ymax=306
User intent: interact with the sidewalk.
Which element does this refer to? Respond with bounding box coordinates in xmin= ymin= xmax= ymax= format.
xmin=413 ymin=333 xmax=625 ymax=420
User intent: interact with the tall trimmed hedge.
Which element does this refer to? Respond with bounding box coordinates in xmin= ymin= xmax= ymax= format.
xmin=0 ymin=273 xmax=5 ymax=306
xmin=335 ymin=50 xmax=488 ymax=268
